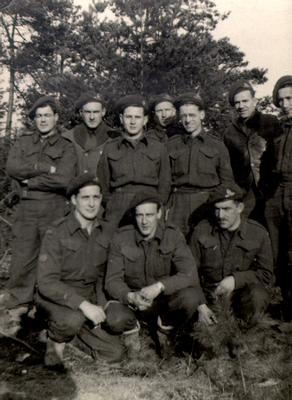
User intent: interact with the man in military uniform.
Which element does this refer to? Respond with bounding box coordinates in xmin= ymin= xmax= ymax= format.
xmin=264 ymin=75 xmax=292 ymax=320
xmin=63 ymin=93 xmax=118 ymax=175
xmin=224 ymin=80 xmax=280 ymax=222
xmin=190 ymin=185 xmax=273 ymax=327
xmin=98 ymin=94 xmax=171 ymax=227
xmin=167 ymin=92 xmax=234 ymax=237
xmin=147 ymin=93 xmax=183 ymax=143
xmin=37 ymin=174 xmax=124 ymax=369
xmin=105 ymin=193 xmax=205 ymax=357
xmin=0 ymin=96 xmax=77 ymax=312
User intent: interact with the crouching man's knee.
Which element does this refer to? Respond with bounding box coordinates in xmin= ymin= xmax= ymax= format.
xmin=104 ymin=301 xmax=137 ymax=334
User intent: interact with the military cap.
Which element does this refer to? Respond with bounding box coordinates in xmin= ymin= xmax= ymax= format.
xmin=128 ymin=192 xmax=162 ymax=211
xmin=272 ymin=75 xmax=292 ymax=107
xmin=28 ymin=96 xmax=58 ymax=120
xmin=175 ymin=92 xmax=205 ymax=110
xmin=228 ymin=80 xmax=255 ymax=106
xmin=66 ymin=173 xmax=101 ymax=198
xmin=209 ymin=184 xmax=245 ymax=204
xmin=75 ymin=93 xmax=105 ymax=112
xmin=150 ymin=93 xmax=175 ymax=110
xmin=116 ymin=94 xmax=148 ymax=114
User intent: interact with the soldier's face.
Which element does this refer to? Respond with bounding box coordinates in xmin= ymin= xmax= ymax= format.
xmin=214 ymin=199 xmax=244 ymax=231
xmin=155 ymin=101 xmax=176 ymax=127
xmin=179 ymin=104 xmax=204 ymax=135
xmin=135 ymin=202 xmax=162 ymax=240
xmin=120 ymin=106 xmax=148 ymax=136
xmin=80 ymin=102 xmax=105 ymax=129
xmin=34 ymin=105 xmax=58 ymax=135
xmin=72 ymin=185 xmax=102 ymax=222
xmin=234 ymin=90 xmax=257 ymax=119
xmin=278 ymin=86 xmax=292 ymax=118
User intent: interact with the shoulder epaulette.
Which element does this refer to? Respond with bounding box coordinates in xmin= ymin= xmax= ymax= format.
xmin=246 ymin=218 xmax=267 ymax=231
xmin=51 ymin=216 xmax=67 ymax=227
xmin=206 ymin=131 xmax=224 ymax=142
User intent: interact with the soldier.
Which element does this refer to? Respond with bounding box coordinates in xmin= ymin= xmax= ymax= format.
xmin=167 ymin=92 xmax=234 ymax=237
xmin=189 ymin=185 xmax=273 ymax=327
xmin=98 ymin=94 xmax=171 ymax=227
xmin=105 ymin=193 xmax=205 ymax=357
xmin=0 ymin=96 xmax=77 ymax=312
xmin=147 ymin=93 xmax=183 ymax=143
xmin=264 ymin=75 xmax=292 ymax=321
xmin=224 ymin=80 xmax=281 ymax=222
xmin=37 ymin=174 xmax=124 ymax=369
xmin=63 ymin=93 xmax=118 ymax=175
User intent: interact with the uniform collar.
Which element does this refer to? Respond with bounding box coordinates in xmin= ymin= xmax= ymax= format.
xmin=33 ymin=129 xmax=59 ymax=145
xmin=212 ymin=218 xmax=246 ymax=240
xmin=135 ymin=221 xmax=164 ymax=245
xmin=118 ymin=133 xmax=149 ymax=149
xmin=67 ymin=212 xmax=100 ymax=235
xmin=182 ymin=130 xmax=205 ymax=144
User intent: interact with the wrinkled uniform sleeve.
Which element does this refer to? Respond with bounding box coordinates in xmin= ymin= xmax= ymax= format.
xmin=26 ymin=141 xmax=77 ymax=191
xmin=97 ymin=144 xmax=111 ymax=202
xmin=159 ymin=229 xmax=206 ymax=302
xmin=37 ymin=228 xmax=85 ymax=309
xmin=6 ymin=138 xmax=51 ymax=180
xmin=217 ymin=142 xmax=235 ymax=186
xmin=233 ymin=228 xmax=274 ymax=289
xmin=158 ymin=145 xmax=171 ymax=204
xmin=105 ymin=237 xmax=132 ymax=304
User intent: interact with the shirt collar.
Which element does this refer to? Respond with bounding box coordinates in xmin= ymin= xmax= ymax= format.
xmin=182 ymin=130 xmax=205 ymax=144
xmin=33 ymin=129 xmax=59 ymax=145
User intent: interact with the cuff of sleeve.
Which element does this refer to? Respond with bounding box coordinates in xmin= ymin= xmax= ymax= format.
xmin=66 ymin=293 xmax=86 ymax=310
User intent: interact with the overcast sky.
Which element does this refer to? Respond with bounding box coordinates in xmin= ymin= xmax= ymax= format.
xmin=75 ymin=0 xmax=292 ymax=98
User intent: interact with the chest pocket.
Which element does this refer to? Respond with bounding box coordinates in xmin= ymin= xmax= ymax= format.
xmin=197 ymin=147 xmax=218 ymax=176
xmin=45 ymin=146 xmax=65 ymax=163
xmin=121 ymin=246 xmax=143 ymax=282
xmin=169 ymin=148 xmax=189 ymax=177
xmin=199 ymin=238 xmax=223 ymax=283
xmin=108 ymin=150 xmax=130 ymax=181
xmin=139 ymin=149 xmax=160 ymax=179
xmin=154 ymin=247 xmax=172 ymax=278
xmin=233 ymin=241 xmax=258 ymax=272
xmin=60 ymin=238 xmax=84 ymax=273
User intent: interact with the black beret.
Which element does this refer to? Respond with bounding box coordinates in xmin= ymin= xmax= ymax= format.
xmin=66 ymin=173 xmax=101 ymax=198
xmin=175 ymin=92 xmax=205 ymax=110
xmin=28 ymin=96 xmax=58 ymax=120
xmin=75 ymin=93 xmax=105 ymax=112
xmin=116 ymin=94 xmax=148 ymax=114
xmin=209 ymin=184 xmax=245 ymax=205
xmin=150 ymin=93 xmax=175 ymax=111
xmin=272 ymin=75 xmax=292 ymax=107
xmin=228 ymin=80 xmax=255 ymax=106
xmin=128 ymin=192 xmax=162 ymax=212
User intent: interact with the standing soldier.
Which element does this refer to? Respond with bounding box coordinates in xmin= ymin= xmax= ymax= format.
xmin=0 ymin=96 xmax=77 ymax=313
xmin=265 ymin=75 xmax=292 ymax=321
xmin=224 ymin=80 xmax=280 ymax=222
xmin=167 ymin=92 xmax=234 ymax=237
xmin=147 ymin=93 xmax=183 ymax=143
xmin=98 ymin=94 xmax=171 ymax=227
xmin=63 ymin=93 xmax=118 ymax=175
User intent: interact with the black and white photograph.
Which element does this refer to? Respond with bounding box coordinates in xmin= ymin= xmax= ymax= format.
xmin=0 ymin=0 xmax=291 ymax=398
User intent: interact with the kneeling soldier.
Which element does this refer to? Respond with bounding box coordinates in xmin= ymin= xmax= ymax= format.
xmin=105 ymin=193 xmax=205 ymax=357
xmin=190 ymin=185 xmax=274 ymax=327
xmin=37 ymin=174 xmax=125 ymax=369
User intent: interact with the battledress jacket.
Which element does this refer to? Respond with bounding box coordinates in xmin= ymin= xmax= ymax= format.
xmin=6 ymin=128 xmax=76 ymax=200
xmin=105 ymin=222 xmax=205 ymax=304
xmin=189 ymin=219 xmax=274 ymax=298
xmin=37 ymin=213 xmax=114 ymax=309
